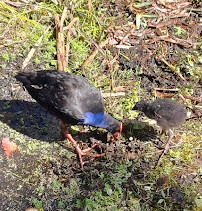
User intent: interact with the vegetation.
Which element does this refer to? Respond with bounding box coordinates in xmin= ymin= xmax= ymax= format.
xmin=0 ymin=0 xmax=201 ymax=210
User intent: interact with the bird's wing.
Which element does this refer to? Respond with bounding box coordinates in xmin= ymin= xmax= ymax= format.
xmin=17 ymin=71 xmax=105 ymax=121
xmin=151 ymin=101 xmax=173 ymax=121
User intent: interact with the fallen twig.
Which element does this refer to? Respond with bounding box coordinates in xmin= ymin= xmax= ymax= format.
xmin=64 ymin=18 xmax=79 ymax=68
xmin=54 ymin=7 xmax=69 ymax=71
xmin=115 ymin=45 xmax=133 ymax=49
xmin=102 ymin=92 xmax=125 ymax=98
xmin=81 ymin=38 xmax=109 ymax=69
xmin=22 ymin=26 xmax=51 ymax=70
xmin=157 ymin=55 xmax=186 ymax=81
xmin=55 ymin=15 xmax=65 ymax=71
xmin=120 ymin=25 xmax=136 ymax=44
xmin=113 ymin=86 xmax=133 ymax=91
xmin=63 ymin=17 xmax=79 ymax=31
xmin=88 ymin=0 xmax=92 ymax=11
xmin=155 ymin=88 xmax=179 ymax=92
xmin=149 ymin=18 xmax=183 ymax=28
xmin=5 ymin=0 xmax=25 ymax=7
xmin=155 ymin=91 xmax=175 ymax=98
xmin=159 ymin=36 xmax=193 ymax=48
xmin=182 ymin=94 xmax=202 ymax=103
xmin=155 ymin=88 xmax=179 ymax=98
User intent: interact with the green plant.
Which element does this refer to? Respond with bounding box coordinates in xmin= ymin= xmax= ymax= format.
xmin=2 ymin=53 xmax=9 ymax=61
xmin=34 ymin=57 xmax=40 ymax=65
xmin=1 ymin=64 xmax=6 ymax=69
xmin=52 ymin=180 xmax=61 ymax=189
xmin=79 ymin=163 xmax=132 ymax=210
xmin=33 ymin=199 xmax=43 ymax=209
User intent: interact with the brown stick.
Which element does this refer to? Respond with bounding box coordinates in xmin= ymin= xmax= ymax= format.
xmin=63 ymin=18 xmax=79 ymax=31
xmin=54 ymin=7 xmax=68 ymax=71
xmin=64 ymin=18 xmax=79 ymax=68
xmin=183 ymin=94 xmax=202 ymax=103
xmin=22 ymin=26 xmax=51 ymax=70
xmin=66 ymin=30 xmax=70 ymax=69
xmin=60 ymin=7 xmax=68 ymax=27
xmin=88 ymin=0 xmax=92 ymax=11
xmin=157 ymin=55 xmax=186 ymax=81
xmin=81 ymin=38 xmax=109 ymax=69
xmin=102 ymin=92 xmax=125 ymax=98
xmin=154 ymin=88 xmax=179 ymax=92
xmin=119 ymin=25 xmax=136 ymax=45
xmin=155 ymin=88 xmax=179 ymax=97
xmin=5 ymin=0 xmax=25 ymax=7
xmin=159 ymin=36 xmax=192 ymax=48
xmin=55 ymin=14 xmax=66 ymax=71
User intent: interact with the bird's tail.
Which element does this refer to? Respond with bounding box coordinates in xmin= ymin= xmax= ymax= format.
xmin=15 ymin=72 xmax=38 ymax=85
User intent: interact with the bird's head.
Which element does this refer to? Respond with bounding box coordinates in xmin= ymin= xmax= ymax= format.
xmin=105 ymin=113 xmax=123 ymax=139
xmin=133 ymin=99 xmax=147 ymax=112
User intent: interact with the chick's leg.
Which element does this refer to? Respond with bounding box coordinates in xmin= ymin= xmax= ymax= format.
xmin=157 ymin=129 xmax=174 ymax=166
xmin=164 ymin=129 xmax=174 ymax=153
xmin=159 ymin=130 xmax=165 ymax=142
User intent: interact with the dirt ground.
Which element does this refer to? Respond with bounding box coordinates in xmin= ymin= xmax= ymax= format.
xmin=0 ymin=52 xmax=201 ymax=211
xmin=0 ymin=1 xmax=202 ymax=211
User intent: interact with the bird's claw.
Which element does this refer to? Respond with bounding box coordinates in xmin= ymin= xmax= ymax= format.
xmin=79 ymin=152 xmax=105 ymax=169
xmin=75 ymin=145 xmax=105 ymax=169
xmin=80 ymin=153 xmax=105 ymax=169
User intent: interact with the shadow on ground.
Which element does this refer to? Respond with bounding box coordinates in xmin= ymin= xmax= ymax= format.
xmin=0 ymin=99 xmax=157 ymax=144
xmin=0 ymin=99 xmax=60 ymax=142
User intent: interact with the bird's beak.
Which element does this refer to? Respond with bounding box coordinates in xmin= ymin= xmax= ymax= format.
xmin=113 ymin=122 xmax=123 ymax=140
xmin=132 ymin=104 xmax=137 ymax=110
xmin=113 ymin=132 xmax=120 ymax=140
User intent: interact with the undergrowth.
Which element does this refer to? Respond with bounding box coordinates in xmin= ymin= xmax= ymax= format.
xmin=0 ymin=0 xmax=201 ymax=211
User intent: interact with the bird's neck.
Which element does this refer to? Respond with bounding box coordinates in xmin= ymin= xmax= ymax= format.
xmin=83 ymin=112 xmax=109 ymax=129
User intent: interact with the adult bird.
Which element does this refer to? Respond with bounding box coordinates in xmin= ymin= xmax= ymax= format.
xmin=16 ymin=70 xmax=123 ymax=168
xmin=133 ymin=98 xmax=187 ymax=165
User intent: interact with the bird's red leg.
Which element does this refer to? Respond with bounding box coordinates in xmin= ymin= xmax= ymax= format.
xmin=61 ymin=122 xmax=105 ymax=168
xmin=157 ymin=129 xmax=174 ymax=166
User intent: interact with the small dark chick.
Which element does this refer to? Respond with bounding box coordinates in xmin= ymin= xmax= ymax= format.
xmin=16 ymin=70 xmax=123 ymax=168
xmin=133 ymin=98 xmax=187 ymax=165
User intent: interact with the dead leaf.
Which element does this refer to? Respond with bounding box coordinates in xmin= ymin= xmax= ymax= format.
xmin=1 ymin=137 xmax=20 ymax=159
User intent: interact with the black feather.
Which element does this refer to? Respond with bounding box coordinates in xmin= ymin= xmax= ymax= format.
xmin=16 ymin=70 xmax=121 ymax=134
xmin=133 ymin=98 xmax=187 ymax=131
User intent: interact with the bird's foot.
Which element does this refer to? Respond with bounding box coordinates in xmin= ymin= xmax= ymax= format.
xmin=75 ymin=144 xmax=105 ymax=169
xmin=77 ymin=141 xmax=101 ymax=154
xmin=64 ymin=131 xmax=105 ymax=169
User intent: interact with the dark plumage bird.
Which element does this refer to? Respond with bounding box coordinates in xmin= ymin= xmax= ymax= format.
xmin=133 ymin=98 xmax=187 ymax=164
xmin=16 ymin=70 xmax=123 ymax=168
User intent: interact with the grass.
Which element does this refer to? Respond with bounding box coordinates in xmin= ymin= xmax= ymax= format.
xmin=0 ymin=0 xmax=201 ymax=210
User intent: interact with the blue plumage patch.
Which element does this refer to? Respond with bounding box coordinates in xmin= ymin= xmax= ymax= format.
xmin=80 ymin=112 xmax=108 ymax=128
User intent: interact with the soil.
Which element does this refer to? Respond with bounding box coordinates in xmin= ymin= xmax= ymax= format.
xmin=0 ymin=1 xmax=201 ymax=211
xmin=1 ymin=50 xmax=201 ymax=211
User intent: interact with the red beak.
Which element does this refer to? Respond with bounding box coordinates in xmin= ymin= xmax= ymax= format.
xmin=113 ymin=122 xmax=123 ymax=140
xmin=113 ymin=132 xmax=120 ymax=140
